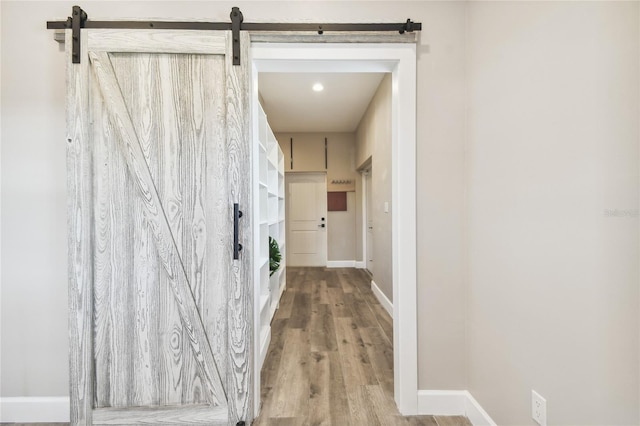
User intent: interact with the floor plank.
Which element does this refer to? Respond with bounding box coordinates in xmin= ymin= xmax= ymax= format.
xmin=310 ymin=303 xmax=338 ymax=352
xmin=434 ymin=415 xmax=474 ymax=426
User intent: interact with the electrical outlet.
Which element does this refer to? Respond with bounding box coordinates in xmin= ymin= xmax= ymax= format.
xmin=531 ymin=390 xmax=547 ymax=426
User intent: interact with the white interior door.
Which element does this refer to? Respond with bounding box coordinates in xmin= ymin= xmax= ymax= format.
xmin=66 ymin=29 xmax=252 ymax=425
xmin=285 ymin=173 xmax=327 ymax=266
xmin=365 ymin=169 xmax=374 ymax=274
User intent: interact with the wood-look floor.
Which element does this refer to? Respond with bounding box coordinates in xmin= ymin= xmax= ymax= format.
xmin=3 ymin=268 xmax=472 ymax=426
xmin=253 ymin=267 xmax=472 ymax=426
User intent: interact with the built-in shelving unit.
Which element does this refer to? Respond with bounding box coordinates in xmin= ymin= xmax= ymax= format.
xmin=255 ymin=104 xmax=286 ymax=372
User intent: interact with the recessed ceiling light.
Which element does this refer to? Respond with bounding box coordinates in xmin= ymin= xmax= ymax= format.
xmin=312 ymin=83 xmax=324 ymax=92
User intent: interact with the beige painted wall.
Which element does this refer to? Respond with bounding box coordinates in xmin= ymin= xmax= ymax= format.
xmin=277 ymin=132 xmax=358 ymax=192
xmin=276 ymin=132 xmax=358 ymax=261
xmin=1 ymin=0 xmax=468 ymax=400
xmin=466 ymin=2 xmax=639 ymax=424
xmin=4 ymin=3 xmax=638 ymax=425
xmin=355 ymin=75 xmax=393 ymax=304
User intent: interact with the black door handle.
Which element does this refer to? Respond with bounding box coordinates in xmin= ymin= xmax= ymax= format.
xmin=318 ymin=224 xmax=325 ymax=228
xmin=233 ymin=203 xmax=243 ymax=260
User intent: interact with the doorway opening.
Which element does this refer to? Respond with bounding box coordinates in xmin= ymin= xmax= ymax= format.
xmin=251 ymin=42 xmax=418 ymax=417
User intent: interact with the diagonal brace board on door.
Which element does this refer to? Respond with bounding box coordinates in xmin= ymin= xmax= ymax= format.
xmin=47 ymin=6 xmax=422 ymax=65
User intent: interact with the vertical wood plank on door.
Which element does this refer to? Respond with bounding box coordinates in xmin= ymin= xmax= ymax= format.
xmin=200 ymin=52 xmax=230 ymax=398
xmin=108 ymin=53 xmax=152 ymax=407
xmin=129 ymin=53 xmax=159 ymax=403
xmin=151 ymin=53 xmax=189 ymax=405
xmin=66 ymin=28 xmax=94 ymax=425
xmin=225 ymin=31 xmax=253 ymax=424
xmin=92 ymin=78 xmax=139 ymax=408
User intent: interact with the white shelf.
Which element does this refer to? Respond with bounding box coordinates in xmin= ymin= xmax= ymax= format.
xmin=255 ymin=103 xmax=286 ymax=376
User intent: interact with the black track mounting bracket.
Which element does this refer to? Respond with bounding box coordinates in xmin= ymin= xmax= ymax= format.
xmin=230 ymin=7 xmax=243 ymax=65
xmin=400 ymin=18 xmax=414 ymax=34
xmin=71 ymin=5 xmax=87 ymax=63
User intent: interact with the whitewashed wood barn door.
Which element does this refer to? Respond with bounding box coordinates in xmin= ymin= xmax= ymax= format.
xmin=66 ymin=29 xmax=252 ymax=425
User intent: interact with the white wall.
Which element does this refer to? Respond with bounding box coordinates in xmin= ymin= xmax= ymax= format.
xmin=355 ymin=75 xmax=393 ymax=302
xmin=1 ymin=1 xmax=468 ymax=401
xmin=466 ymin=2 xmax=639 ymax=424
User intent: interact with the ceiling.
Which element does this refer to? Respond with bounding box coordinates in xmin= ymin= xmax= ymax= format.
xmin=258 ymin=72 xmax=386 ymax=133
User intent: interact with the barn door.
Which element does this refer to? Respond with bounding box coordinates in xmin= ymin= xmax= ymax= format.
xmin=66 ymin=29 xmax=252 ymax=425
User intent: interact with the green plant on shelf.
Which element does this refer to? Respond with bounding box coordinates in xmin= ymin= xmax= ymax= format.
xmin=269 ymin=236 xmax=281 ymax=276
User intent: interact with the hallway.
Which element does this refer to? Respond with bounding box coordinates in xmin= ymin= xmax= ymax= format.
xmin=253 ymin=267 xmax=472 ymax=426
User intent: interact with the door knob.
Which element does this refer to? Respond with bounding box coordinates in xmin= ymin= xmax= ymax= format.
xmin=318 ymin=224 xmax=325 ymax=228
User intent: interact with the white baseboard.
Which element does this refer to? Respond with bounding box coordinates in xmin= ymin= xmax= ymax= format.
xmin=0 ymin=396 xmax=70 ymax=423
xmin=326 ymin=260 xmax=355 ymax=268
xmin=355 ymin=261 xmax=366 ymax=269
xmin=259 ymin=326 xmax=272 ymax=370
xmin=417 ymin=390 xmax=496 ymax=426
xmin=371 ymin=280 xmax=393 ymax=318
xmin=417 ymin=390 xmax=467 ymax=415
xmin=465 ymin=392 xmax=497 ymax=426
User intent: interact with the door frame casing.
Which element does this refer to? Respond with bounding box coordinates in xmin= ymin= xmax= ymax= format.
xmin=361 ymin=167 xmax=373 ymax=274
xmin=250 ymin=42 xmax=418 ymax=415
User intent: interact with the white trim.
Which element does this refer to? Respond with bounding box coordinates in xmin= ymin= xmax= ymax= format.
xmin=251 ymin=42 xmax=417 ymax=416
xmin=0 ymin=397 xmax=70 ymax=423
xmin=326 ymin=260 xmax=355 ymax=268
xmin=251 ymin=57 xmax=263 ymax=417
xmin=465 ymin=392 xmax=498 ymax=426
xmin=371 ymin=280 xmax=393 ymax=318
xmin=361 ymin=171 xmax=368 ymax=272
xmin=417 ymin=390 xmax=497 ymax=426
xmin=259 ymin=327 xmax=272 ymax=371
xmin=355 ymin=260 xmax=366 ymax=269
xmin=390 ymin=42 xmax=418 ymax=416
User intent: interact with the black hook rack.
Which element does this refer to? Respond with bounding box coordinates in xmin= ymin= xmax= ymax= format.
xmin=47 ymin=6 xmax=422 ymax=66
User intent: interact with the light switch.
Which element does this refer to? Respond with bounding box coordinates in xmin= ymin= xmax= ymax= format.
xmin=384 ymin=202 xmax=389 ymax=213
